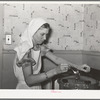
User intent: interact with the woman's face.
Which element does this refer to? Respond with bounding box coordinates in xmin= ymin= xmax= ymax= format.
xmin=32 ymin=27 xmax=49 ymax=45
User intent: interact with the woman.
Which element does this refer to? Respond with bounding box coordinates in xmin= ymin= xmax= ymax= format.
xmin=13 ymin=18 xmax=90 ymax=89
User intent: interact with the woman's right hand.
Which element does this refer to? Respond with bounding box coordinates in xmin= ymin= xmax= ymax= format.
xmin=55 ymin=64 xmax=69 ymax=74
xmin=45 ymin=63 xmax=69 ymax=79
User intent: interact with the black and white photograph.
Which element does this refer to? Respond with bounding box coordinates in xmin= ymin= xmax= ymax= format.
xmin=0 ymin=1 xmax=100 ymax=99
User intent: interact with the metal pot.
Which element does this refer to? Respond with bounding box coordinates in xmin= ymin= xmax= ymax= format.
xmin=57 ymin=75 xmax=99 ymax=89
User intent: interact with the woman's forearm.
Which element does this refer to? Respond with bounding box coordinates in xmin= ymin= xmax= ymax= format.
xmin=45 ymin=51 xmax=79 ymax=69
xmin=22 ymin=66 xmax=57 ymax=87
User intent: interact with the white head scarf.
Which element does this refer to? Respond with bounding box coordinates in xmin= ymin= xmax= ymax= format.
xmin=14 ymin=18 xmax=47 ymax=60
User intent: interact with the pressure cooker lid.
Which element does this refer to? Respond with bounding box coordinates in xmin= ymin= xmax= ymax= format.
xmin=58 ymin=75 xmax=98 ymax=85
xmin=57 ymin=75 xmax=99 ymax=89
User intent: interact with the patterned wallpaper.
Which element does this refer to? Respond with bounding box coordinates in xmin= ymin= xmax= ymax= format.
xmin=3 ymin=3 xmax=84 ymax=50
xmin=83 ymin=4 xmax=100 ymax=51
xmin=3 ymin=3 xmax=100 ymax=52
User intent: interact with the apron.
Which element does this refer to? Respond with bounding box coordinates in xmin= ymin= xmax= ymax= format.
xmin=13 ymin=49 xmax=42 ymax=89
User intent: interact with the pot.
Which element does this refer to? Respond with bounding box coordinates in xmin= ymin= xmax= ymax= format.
xmin=57 ymin=75 xmax=99 ymax=89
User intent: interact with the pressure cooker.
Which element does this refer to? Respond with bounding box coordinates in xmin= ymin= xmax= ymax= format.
xmin=57 ymin=74 xmax=99 ymax=89
xmin=57 ymin=66 xmax=100 ymax=90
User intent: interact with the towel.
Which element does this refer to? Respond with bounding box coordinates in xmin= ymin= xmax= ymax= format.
xmin=14 ymin=18 xmax=47 ymax=61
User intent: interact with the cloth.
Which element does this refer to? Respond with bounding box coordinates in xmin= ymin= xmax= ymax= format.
xmin=14 ymin=18 xmax=47 ymax=61
xmin=13 ymin=18 xmax=47 ymax=89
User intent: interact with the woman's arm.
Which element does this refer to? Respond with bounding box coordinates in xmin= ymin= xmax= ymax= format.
xmin=22 ymin=60 xmax=68 ymax=87
xmin=15 ymin=51 xmax=55 ymax=86
xmin=16 ymin=51 xmax=68 ymax=87
xmin=22 ymin=63 xmax=56 ymax=87
xmin=40 ymin=45 xmax=90 ymax=72
xmin=45 ymin=51 xmax=90 ymax=72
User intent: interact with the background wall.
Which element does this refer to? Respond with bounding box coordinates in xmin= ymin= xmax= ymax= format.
xmin=0 ymin=4 xmax=3 ymax=88
xmin=3 ymin=3 xmax=100 ymax=52
xmin=3 ymin=3 xmax=84 ymax=50
xmin=83 ymin=4 xmax=100 ymax=51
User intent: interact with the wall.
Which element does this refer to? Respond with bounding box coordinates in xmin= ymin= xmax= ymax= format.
xmin=83 ymin=4 xmax=100 ymax=51
xmin=3 ymin=3 xmax=84 ymax=50
xmin=2 ymin=50 xmax=17 ymax=89
xmin=0 ymin=4 xmax=3 ymax=88
xmin=3 ymin=3 xmax=100 ymax=52
xmin=82 ymin=51 xmax=100 ymax=70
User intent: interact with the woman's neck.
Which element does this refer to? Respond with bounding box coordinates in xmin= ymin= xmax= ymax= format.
xmin=33 ymin=45 xmax=40 ymax=51
xmin=32 ymin=39 xmax=40 ymax=51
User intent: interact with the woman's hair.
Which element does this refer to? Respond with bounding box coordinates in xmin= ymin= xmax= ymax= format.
xmin=41 ymin=23 xmax=50 ymax=31
xmin=34 ymin=23 xmax=51 ymax=36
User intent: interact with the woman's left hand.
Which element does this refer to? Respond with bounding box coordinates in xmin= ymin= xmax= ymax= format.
xmin=78 ymin=64 xmax=91 ymax=72
xmin=60 ymin=64 xmax=69 ymax=72
xmin=53 ymin=63 xmax=69 ymax=75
